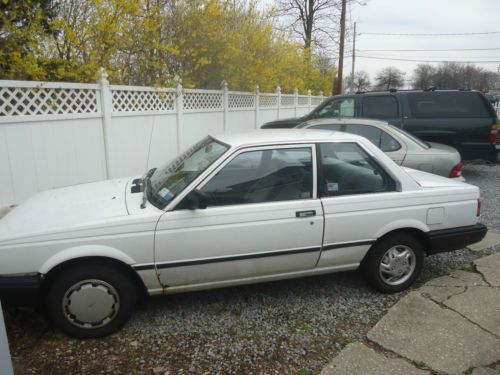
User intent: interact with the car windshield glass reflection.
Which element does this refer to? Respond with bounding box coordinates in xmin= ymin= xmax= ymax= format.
xmin=149 ymin=137 xmax=229 ymax=208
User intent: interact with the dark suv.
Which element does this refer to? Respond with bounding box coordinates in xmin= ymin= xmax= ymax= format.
xmin=261 ymin=90 xmax=499 ymax=161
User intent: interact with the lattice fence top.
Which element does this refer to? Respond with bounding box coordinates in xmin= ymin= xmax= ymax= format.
xmin=311 ymin=97 xmax=325 ymax=105
xmin=259 ymin=95 xmax=278 ymax=107
xmin=298 ymin=96 xmax=310 ymax=106
xmin=0 ymin=79 xmax=324 ymax=117
xmin=280 ymin=95 xmax=295 ymax=106
xmin=0 ymin=86 xmax=98 ymax=116
xmin=228 ymin=93 xmax=255 ymax=109
xmin=112 ymin=89 xmax=175 ymax=112
xmin=184 ymin=91 xmax=223 ymax=110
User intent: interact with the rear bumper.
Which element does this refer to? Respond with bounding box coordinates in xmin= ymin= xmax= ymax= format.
xmin=427 ymin=223 xmax=488 ymax=255
xmin=0 ymin=274 xmax=43 ymax=307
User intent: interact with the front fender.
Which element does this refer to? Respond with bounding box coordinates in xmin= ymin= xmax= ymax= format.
xmin=39 ymin=245 xmax=136 ymax=275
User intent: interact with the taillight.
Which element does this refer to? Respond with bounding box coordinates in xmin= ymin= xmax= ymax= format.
xmin=477 ymin=199 xmax=481 ymax=217
xmin=490 ymin=124 xmax=498 ymax=143
xmin=449 ymin=162 xmax=463 ymax=178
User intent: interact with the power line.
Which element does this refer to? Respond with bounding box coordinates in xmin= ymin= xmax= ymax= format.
xmin=358 ymin=47 xmax=500 ymax=52
xmin=355 ymin=55 xmax=500 ymax=63
xmin=357 ymin=53 xmax=500 ymax=59
xmin=360 ymin=31 xmax=500 ymax=36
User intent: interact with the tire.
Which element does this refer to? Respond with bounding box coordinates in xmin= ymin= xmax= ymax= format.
xmin=361 ymin=234 xmax=424 ymax=293
xmin=46 ymin=264 xmax=137 ymax=338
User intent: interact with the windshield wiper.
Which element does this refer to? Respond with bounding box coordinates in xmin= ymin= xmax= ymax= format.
xmin=140 ymin=168 xmax=156 ymax=209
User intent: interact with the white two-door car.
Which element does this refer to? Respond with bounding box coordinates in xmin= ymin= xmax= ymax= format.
xmin=0 ymin=130 xmax=487 ymax=338
xmin=295 ymin=118 xmax=464 ymax=179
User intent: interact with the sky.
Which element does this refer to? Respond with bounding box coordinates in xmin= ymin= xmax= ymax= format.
xmin=348 ymin=0 xmax=500 ymax=86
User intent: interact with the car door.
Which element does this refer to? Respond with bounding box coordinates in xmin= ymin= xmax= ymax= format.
xmin=153 ymin=144 xmax=324 ymax=287
xmin=315 ymin=141 xmax=400 ymax=269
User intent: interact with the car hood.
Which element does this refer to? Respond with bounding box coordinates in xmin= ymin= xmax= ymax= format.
xmin=0 ymin=178 xmax=130 ymax=242
xmin=260 ymin=117 xmax=305 ymax=129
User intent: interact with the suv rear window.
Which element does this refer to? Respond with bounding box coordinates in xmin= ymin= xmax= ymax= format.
xmin=408 ymin=92 xmax=490 ymax=118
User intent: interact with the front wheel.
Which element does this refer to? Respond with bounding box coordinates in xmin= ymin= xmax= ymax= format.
xmin=46 ymin=264 xmax=137 ymax=338
xmin=361 ymin=234 xmax=424 ymax=293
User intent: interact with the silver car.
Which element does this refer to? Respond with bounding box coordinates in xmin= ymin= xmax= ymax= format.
xmin=296 ymin=118 xmax=464 ymax=179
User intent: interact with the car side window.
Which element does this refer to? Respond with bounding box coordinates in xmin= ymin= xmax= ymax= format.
xmin=317 ymin=98 xmax=354 ymax=118
xmin=362 ymin=96 xmax=398 ymax=119
xmin=200 ymin=147 xmax=313 ymax=207
xmin=380 ymin=131 xmax=401 ymax=152
xmin=344 ymin=124 xmax=382 ymax=147
xmin=319 ymin=142 xmax=395 ymax=197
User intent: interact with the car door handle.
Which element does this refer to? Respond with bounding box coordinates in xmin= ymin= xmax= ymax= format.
xmin=296 ymin=210 xmax=316 ymax=218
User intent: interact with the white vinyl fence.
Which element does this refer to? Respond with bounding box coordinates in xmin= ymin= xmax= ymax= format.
xmin=0 ymin=71 xmax=325 ymax=207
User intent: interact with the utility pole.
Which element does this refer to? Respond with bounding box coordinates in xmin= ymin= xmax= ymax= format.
xmin=350 ymin=22 xmax=356 ymax=94
xmin=333 ymin=0 xmax=347 ymax=95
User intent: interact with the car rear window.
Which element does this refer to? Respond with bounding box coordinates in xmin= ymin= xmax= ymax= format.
xmin=408 ymin=92 xmax=491 ymax=118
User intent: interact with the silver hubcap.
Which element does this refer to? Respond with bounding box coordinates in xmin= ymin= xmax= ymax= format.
xmin=62 ymin=279 xmax=120 ymax=329
xmin=379 ymin=245 xmax=416 ymax=286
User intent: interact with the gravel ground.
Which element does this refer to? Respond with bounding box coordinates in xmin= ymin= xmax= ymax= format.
xmin=4 ymin=163 xmax=500 ymax=375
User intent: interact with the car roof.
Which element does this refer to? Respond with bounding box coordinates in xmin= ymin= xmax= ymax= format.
xmin=214 ymin=129 xmax=367 ymax=148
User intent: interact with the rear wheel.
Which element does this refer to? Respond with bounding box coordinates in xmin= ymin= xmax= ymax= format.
xmin=361 ymin=234 xmax=424 ymax=293
xmin=46 ymin=264 xmax=137 ymax=338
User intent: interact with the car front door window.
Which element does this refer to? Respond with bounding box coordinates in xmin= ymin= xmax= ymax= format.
xmin=317 ymin=98 xmax=355 ymax=118
xmin=200 ymin=147 xmax=313 ymax=206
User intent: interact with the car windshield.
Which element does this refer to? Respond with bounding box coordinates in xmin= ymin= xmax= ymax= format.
xmin=388 ymin=125 xmax=429 ymax=149
xmin=148 ymin=137 xmax=229 ymax=208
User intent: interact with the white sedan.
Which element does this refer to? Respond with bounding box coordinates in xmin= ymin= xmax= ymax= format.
xmin=0 ymin=130 xmax=487 ymax=338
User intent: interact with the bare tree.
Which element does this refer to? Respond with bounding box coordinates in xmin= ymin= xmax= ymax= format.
xmin=374 ymin=66 xmax=404 ymax=90
xmin=352 ymin=70 xmax=370 ymax=91
xmin=412 ymin=64 xmax=436 ymax=89
xmin=414 ymin=62 xmax=498 ymax=91
xmin=275 ymin=0 xmax=341 ymax=52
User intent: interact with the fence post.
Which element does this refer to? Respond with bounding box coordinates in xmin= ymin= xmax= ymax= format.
xmin=97 ymin=68 xmax=112 ymax=179
xmin=308 ymin=89 xmax=312 ymax=111
xmin=175 ymin=77 xmax=183 ymax=153
xmin=319 ymin=91 xmax=324 ymax=103
xmin=221 ymin=80 xmax=228 ymax=131
xmin=254 ymin=84 xmax=260 ymax=129
xmin=294 ymin=88 xmax=298 ymax=117
xmin=276 ymin=85 xmax=282 ymax=120
xmin=0 ymin=301 xmax=14 ymax=375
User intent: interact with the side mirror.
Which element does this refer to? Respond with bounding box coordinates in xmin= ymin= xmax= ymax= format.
xmin=182 ymin=189 xmax=207 ymax=210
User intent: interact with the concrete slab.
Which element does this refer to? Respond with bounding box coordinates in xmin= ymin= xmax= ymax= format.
xmin=468 ymin=231 xmax=500 ymax=252
xmin=368 ymin=293 xmax=500 ymax=374
xmin=424 ymin=270 xmax=486 ymax=287
xmin=320 ymin=343 xmax=429 ymax=375
xmin=475 ymin=253 xmax=500 ymax=287
xmin=445 ymin=286 xmax=500 ymax=337
xmin=418 ymin=285 xmax=465 ymax=302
